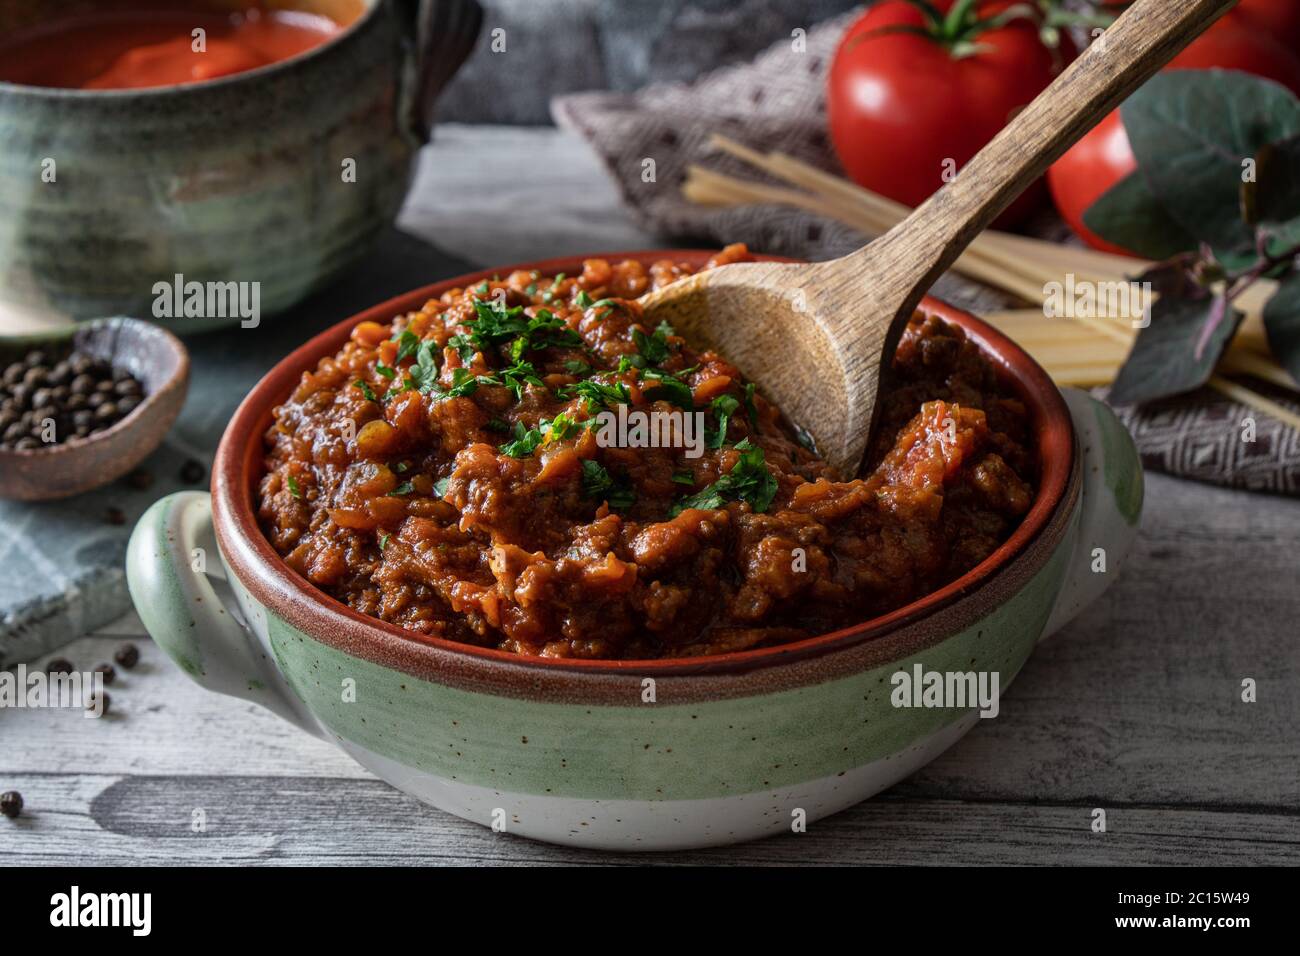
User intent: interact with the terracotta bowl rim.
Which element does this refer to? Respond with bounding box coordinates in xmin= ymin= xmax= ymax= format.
xmin=0 ymin=0 xmax=380 ymax=100
xmin=212 ymin=249 xmax=1074 ymax=677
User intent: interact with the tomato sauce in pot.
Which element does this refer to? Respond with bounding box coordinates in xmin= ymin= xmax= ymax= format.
xmin=257 ymin=247 xmax=1038 ymax=659
xmin=0 ymin=4 xmax=343 ymax=90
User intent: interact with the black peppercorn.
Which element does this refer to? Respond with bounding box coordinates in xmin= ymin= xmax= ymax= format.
xmin=93 ymin=663 xmax=116 ymax=686
xmin=46 ymin=658 xmax=74 ymax=674
xmin=113 ymin=643 xmax=140 ymax=669
xmin=180 ymin=459 xmax=207 ymax=484
xmin=87 ymin=691 xmax=110 ymax=716
xmin=0 ymin=791 xmax=21 ymax=819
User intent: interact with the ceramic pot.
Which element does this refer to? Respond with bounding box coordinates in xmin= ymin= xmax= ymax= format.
xmin=126 ymin=251 xmax=1144 ymax=850
xmin=0 ymin=0 xmax=481 ymax=333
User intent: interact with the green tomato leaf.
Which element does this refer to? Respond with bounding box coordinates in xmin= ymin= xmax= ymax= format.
xmin=1109 ymin=294 xmax=1245 ymax=405
xmin=1120 ymin=71 xmax=1300 ymax=258
xmin=1262 ymin=270 xmax=1300 ymax=386
xmin=1083 ymin=171 xmax=1199 ymax=260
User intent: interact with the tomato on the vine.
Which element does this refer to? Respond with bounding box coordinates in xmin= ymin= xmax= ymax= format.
xmin=1048 ymin=15 xmax=1300 ymax=255
xmin=827 ymin=0 xmax=1071 ymax=229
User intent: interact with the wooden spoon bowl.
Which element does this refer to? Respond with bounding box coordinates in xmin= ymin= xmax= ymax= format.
xmin=0 ymin=318 xmax=190 ymax=501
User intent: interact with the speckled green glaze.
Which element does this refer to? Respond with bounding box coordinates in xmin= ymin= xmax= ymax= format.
xmin=1095 ymin=399 xmax=1144 ymax=526
xmin=0 ymin=1 xmax=421 ymax=331
xmin=264 ymin=539 xmax=1066 ymax=801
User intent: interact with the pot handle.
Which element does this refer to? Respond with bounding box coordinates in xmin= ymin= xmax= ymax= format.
xmin=394 ymin=0 xmax=484 ymax=143
xmin=1041 ymin=388 xmax=1145 ymax=640
xmin=126 ymin=491 xmax=321 ymax=736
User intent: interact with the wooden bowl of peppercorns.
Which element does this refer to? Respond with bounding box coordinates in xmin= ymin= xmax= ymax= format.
xmin=0 ymin=318 xmax=189 ymax=501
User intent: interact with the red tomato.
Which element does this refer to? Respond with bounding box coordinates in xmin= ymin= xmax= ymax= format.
xmin=1228 ymin=0 xmax=1300 ymax=45
xmin=827 ymin=0 xmax=1068 ymax=229
xmin=1048 ymin=19 xmax=1300 ymax=255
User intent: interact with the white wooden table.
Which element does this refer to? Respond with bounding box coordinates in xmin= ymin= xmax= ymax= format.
xmin=2 ymin=127 xmax=1297 ymax=865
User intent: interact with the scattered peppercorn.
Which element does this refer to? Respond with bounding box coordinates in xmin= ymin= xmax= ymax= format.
xmin=87 ymin=691 xmax=110 ymax=716
xmin=0 ymin=349 xmax=144 ymax=451
xmin=93 ymin=663 xmax=116 ymax=686
xmin=124 ymin=468 xmax=153 ymax=490
xmin=105 ymin=507 xmax=126 ymax=526
xmin=46 ymin=657 xmax=73 ymax=674
xmin=0 ymin=791 xmax=21 ymax=819
xmin=179 ymin=458 xmax=206 ymax=484
xmin=113 ymin=642 xmax=140 ymax=669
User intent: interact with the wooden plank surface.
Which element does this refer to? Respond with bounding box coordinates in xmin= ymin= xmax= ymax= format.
xmin=2 ymin=473 xmax=1296 ymax=865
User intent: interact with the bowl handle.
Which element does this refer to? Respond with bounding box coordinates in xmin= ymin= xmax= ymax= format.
xmin=394 ymin=0 xmax=484 ymax=142
xmin=1041 ymin=388 xmax=1145 ymax=640
xmin=126 ymin=491 xmax=321 ymax=737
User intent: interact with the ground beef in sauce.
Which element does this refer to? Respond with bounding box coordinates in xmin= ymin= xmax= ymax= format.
xmin=257 ymin=244 xmax=1036 ymax=659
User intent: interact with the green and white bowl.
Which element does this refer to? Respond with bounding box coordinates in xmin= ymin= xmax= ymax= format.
xmin=126 ymin=252 xmax=1144 ymax=850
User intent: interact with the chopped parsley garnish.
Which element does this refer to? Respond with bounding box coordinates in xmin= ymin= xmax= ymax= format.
xmin=287 ymin=475 xmax=302 ymax=499
xmin=640 ymin=368 xmax=694 ymax=410
xmin=580 ymin=459 xmax=635 ymax=510
xmin=393 ymin=461 xmax=409 ymax=473
xmin=560 ymin=379 xmax=631 ymax=413
xmin=427 ymin=367 xmax=492 ymax=399
xmin=500 ymin=421 xmax=546 ymax=458
xmin=388 ymin=480 xmax=414 ymax=497
xmin=671 ymin=469 xmax=696 ymax=486
xmin=563 ymin=359 xmax=592 ymax=378
xmin=545 ymin=411 xmax=586 ymax=442
xmin=447 ymin=334 xmax=476 ymax=363
xmin=485 ymin=417 xmax=510 ymax=433
xmin=353 ymin=379 xmax=376 ymax=402
xmin=671 ymin=439 xmax=776 ymax=516
xmin=575 ymin=290 xmax=594 ymax=308
xmin=494 ymin=359 xmax=544 ymax=400
xmin=392 ymin=329 xmax=420 ymax=364
xmin=378 ymin=532 xmax=391 ymax=551
xmin=499 ymin=412 xmax=588 ymax=457
xmin=475 ymin=281 xmax=490 ymax=295
xmin=406 ymin=339 xmax=441 ymax=394
xmin=706 ymin=394 xmax=741 ymax=449
xmin=375 ymin=362 xmax=396 ymax=380
xmin=632 ymin=324 xmax=674 ymax=366
xmin=432 ymin=476 xmax=450 ymax=498
xmin=551 ymin=273 xmax=566 ymax=290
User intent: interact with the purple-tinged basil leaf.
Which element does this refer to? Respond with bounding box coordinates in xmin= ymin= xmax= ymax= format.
xmin=1254 ymin=135 xmax=1300 ymax=255
xmin=1263 ymin=271 xmax=1300 ymax=385
xmin=1109 ymin=294 xmax=1245 ymax=405
xmin=1121 ymin=72 xmax=1300 ymax=259
xmin=1083 ymin=171 xmax=1198 ymax=260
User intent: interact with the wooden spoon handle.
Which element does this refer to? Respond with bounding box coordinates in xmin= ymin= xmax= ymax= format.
xmin=852 ymin=0 xmax=1236 ymax=291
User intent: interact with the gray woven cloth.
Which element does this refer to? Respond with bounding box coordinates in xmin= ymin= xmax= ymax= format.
xmin=553 ymin=13 xmax=1300 ymax=496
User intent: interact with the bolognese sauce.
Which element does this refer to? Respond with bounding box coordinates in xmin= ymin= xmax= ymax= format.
xmin=257 ymin=246 xmax=1036 ymax=659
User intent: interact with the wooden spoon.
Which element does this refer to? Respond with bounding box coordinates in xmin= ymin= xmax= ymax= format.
xmin=640 ymin=0 xmax=1236 ymax=477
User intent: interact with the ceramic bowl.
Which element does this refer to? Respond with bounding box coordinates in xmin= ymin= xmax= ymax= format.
xmin=0 ymin=317 xmax=189 ymax=500
xmin=126 ymin=251 xmax=1144 ymax=850
xmin=0 ymin=0 xmax=481 ymax=333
